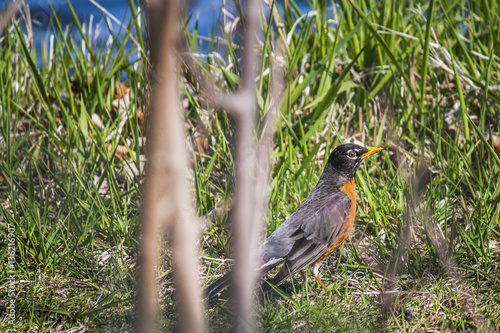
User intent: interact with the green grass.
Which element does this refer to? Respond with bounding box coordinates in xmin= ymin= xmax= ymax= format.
xmin=1 ymin=0 xmax=500 ymax=331
xmin=0 ymin=1 xmax=144 ymax=331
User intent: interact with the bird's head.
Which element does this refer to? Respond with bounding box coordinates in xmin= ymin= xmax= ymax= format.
xmin=326 ymin=143 xmax=383 ymax=179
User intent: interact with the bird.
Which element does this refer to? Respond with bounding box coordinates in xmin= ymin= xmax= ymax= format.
xmin=206 ymin=143 xmax=383 ymax=297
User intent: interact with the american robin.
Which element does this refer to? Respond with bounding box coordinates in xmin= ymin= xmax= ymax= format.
xmin=206 ymin=143 xmax=383 ymax=297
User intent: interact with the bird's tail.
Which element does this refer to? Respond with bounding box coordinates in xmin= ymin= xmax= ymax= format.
xmin=205 ymin=271 xmax=233 ymax=298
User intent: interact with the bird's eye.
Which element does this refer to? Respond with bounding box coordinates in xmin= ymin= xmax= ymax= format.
xmin=347 ymin=150 xmax=357 ymax=159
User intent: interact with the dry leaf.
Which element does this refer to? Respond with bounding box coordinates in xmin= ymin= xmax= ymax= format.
xmin=115 ymin=145 xmax=129 ymax=161
xmin=115 ymin=82 xmax=129 ymax=100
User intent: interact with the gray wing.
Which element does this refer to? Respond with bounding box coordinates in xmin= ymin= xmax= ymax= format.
xmin=257 ymin=189 xmax=352 ymax=281
xmin=206 ymin=186 xmax=352 ymax=297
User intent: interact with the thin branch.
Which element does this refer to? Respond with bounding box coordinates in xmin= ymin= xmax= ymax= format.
xmin=183 ymin=1 xmax=285 ymax=330
xmin=138 ymin=0 xmax=206 ymax=332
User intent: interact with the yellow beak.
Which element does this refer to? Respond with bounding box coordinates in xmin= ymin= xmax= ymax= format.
xmin=360 ymin=147 xmax=383 ymax=160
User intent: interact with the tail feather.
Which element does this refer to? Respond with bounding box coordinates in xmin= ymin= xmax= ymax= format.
xmin=206 ymin=267 xmax=284 ymax=298
xmin=205 ymin=260 xmax=286 ymax=299
xmin=205 ymin=271 xmax=233 ymax=298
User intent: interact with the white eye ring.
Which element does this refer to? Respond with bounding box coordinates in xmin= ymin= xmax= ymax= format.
xmin=347 ymin=150 xmax=357 ymax=159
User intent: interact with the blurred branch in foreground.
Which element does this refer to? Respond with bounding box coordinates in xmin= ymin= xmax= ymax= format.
xmin=379 ymin=150 xmax=491 ymax=331
xmin=185 ymin=0 xmax=284 ymax=330
xmin=138 ymin=0 xmax=206 ymax=332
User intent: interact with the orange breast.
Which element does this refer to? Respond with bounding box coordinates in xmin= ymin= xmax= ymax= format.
xmin=314 ymin=178 xmax=356 ymax=263
xmin=340 ymin=178 xmax=356 ymax=233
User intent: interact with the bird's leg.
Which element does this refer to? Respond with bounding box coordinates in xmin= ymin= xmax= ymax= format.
xmin=311 ymin=262 xmax=329 ymax=294
xmin=314 ymin=275 xmax=329 ymax=293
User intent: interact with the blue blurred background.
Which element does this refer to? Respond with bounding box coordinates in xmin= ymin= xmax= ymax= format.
xmin=2 ymin=0 xmax=313 ymax=49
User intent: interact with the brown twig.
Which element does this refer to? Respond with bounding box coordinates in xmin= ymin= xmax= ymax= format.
xmin=227 ymin=1 xmax=262 ymax=330
xmin=182 ymin=0 xmax=285 ymax=329
xmin=138 ymin=0 xmax=206 ymax=332
xmin=379 ymin=145 xmax=490 ymax=331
